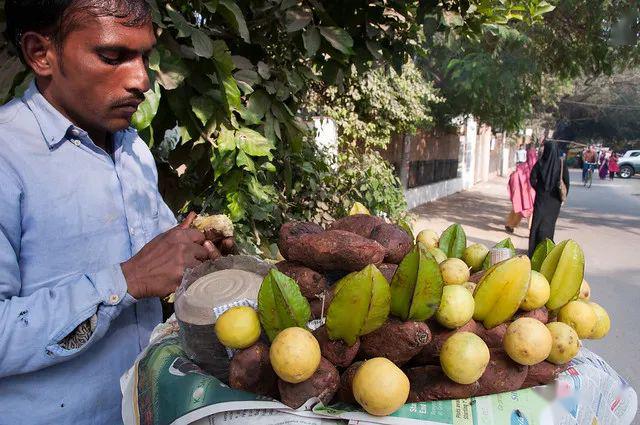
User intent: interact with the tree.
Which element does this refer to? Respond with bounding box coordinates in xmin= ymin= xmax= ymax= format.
xmin=0 ymin=0 xmax=555 ymax=252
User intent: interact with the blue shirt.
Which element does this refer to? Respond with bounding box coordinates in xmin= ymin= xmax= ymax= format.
xmin=0 ymin=82 xmax=177 ymax=424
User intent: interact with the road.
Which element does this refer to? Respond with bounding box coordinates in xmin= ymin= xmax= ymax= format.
xmin=411 ymin=169 xmax=640 ymax=421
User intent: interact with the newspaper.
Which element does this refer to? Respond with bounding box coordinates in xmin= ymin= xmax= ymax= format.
xmin=122 ymin=320 xmax=637 ymax=425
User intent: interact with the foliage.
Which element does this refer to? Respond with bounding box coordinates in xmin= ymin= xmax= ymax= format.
xmin=423 ymin=0 xmax=639 ymax=132
xmin=0 ymin=0 xmax=557 ymax=252
xmin=307 ymin=60 xmax=443 ymax=149
xmin=554 ymin=68 xmax=640 ymax=147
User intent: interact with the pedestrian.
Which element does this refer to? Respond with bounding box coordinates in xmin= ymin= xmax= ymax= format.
xmin=609 ymin=152 xmax=620 ymax=180
xmin=528 ymin=140 xmax=570 ymax=257
xmin=0 ymin=2 xmax=233 ymax=424
xmin=598 ymin=151 xmax=609 ymax=180
xmin=505 ymin=144 xmax=537 ymax=233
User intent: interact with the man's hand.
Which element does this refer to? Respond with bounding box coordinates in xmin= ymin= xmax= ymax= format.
xmin=121 ymin=213 xmax=211 ymax=299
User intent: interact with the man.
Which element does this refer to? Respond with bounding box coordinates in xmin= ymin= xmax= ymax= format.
xmin=582 ymin=144 xmax=597 ymax=181
xmin=0 ymin=1 xmax=226 ymax=423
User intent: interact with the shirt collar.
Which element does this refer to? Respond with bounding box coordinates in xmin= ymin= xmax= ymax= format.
xmin=21 ymin=80 xmax=87 ymax=150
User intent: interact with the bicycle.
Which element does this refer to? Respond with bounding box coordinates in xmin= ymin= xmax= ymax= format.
xmin=583 ymin=162 xmax=596 ymax=188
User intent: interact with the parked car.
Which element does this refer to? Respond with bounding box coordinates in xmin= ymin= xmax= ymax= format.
xmin=618 ymin=150 xmax=640 ymax=178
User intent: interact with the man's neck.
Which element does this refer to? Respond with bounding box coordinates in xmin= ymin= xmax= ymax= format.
xmin=36 ymin=79 xmax=109 ymax=150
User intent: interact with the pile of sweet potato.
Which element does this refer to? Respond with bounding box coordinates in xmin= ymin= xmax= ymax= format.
xmin=226 ymin=218 xmax=565 ymax=409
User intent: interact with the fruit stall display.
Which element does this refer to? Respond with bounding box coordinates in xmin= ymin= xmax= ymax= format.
xmin=179 ymin=213 xmax=611 ymax=418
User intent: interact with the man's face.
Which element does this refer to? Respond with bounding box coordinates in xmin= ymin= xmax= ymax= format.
xmin=46 ymin=15 xmax=155 ymax=135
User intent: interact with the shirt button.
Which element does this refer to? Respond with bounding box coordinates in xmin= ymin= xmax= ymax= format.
xmin=109 ymin=294 xmax=120 ymax=305
xmin=129 ymin=227 xmax=136 ymax=235
xmin=72 ymin=139 xmax=81 ymax=146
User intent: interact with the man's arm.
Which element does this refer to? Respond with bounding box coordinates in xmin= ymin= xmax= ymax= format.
xmin=0 ymin=160 xmax=209 ymax=378
xmin=0 ymin=161 xmax=138 ymax=378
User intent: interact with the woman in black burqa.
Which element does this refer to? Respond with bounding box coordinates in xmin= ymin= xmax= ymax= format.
xmin=528 ymin=140 xmax=570 ymax=256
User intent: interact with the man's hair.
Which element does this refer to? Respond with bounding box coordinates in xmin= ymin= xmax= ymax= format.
xmin=5 ymin=0 xmax=150 ymax=57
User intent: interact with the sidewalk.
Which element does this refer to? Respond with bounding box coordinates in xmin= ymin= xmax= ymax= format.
xmin=409 ymin=175 xmax=526 ymax=251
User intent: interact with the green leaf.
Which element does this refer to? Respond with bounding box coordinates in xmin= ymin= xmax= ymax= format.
xmin=217 ymin=126 xmax=237 ymax=151
xmin=233 ymin=69 xmax=261 ymax=86
xmin=285 ymin=7 xmax=312 ymax=32
xmin=131 ymin=81 xmax=161 ymax=130
xmin=319 ymin=27 xmax=354 ymax=55
xmin=236 ymin=150 xmax=256 ymax=173
xmin=442 ymin=10 xmax=464 ymax=27
xmin=166 ymin=5 xmax=193 ymax=38
xmin=257 ymin=61 xmax=271 ymax=80
xmin=532 ymin=1 xmax=556 ymax=17
xmin=153 ymin=47 xmax=189 ymax=90
xmin=247 ymin=90 xmax=271 ymax=120
xmin=302 ymin=26 xmax=321 ymax=57
xmin=365 ymin=40 xmax=383 ymax=60
xmin=236 ymin=128 xmax=274 ymax=156
xmin=191 ymin=29 xmax=213 ymax=58
xmin=212 ymin=40 xmax=235 ymax=74
xmin=247 ymin=177 xmax=271 ymax=201
xmin=191 ymin=96 xmax=215 ymax=126
xmin=218 ymin=0 xmax=250 ymax=43
xmin=261 ymin=162 xmax=276 ymax=172
xmin=232 ymin=55 xmax=254 ymax=70
xmin=226 ymin=191 xmax=246 ymax=221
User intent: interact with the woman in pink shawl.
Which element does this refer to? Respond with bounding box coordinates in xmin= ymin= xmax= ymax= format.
xmin=505 ymin=144 xmax=537 ymax=233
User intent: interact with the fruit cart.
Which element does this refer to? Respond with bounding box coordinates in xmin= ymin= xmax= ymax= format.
xmin=121 ymin=217 xmax=638 ymax=425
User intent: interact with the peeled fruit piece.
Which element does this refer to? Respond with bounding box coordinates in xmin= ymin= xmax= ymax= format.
xmin=546 ymin=322 xmax=580 ymax=365
xmin=390 ymin=244 xmax=444 ymax=321
xmin=520 ymin=270 xmax=551 ymax=311
xmin=214 ymin=306 xmax=261 ymax=349
xmin=540 ymin=240 xmax=585 ymax=310
xmin=482 ymin=238 xmax=515 ymax=270
xmin=258 ymin=269 xmax=312 ymax=341
xmin=557 ymin=300 xmax=597 ymax=339
xmin=503 ymin=318 xmax=553 ymax=365
xmin=416 ymin=229 xmax=439 ymax=248
xmin=350 ymin=202 xmax=370 ymax=215
xmin=427 ymin=246 xmax=447 ymax=264
xmin=353 ymin=357 xmax=410 ymax=416
xmin=463 ymin=243 xmax=489 ymax=272
xmin=440 ymin=258 xmax=470 ymax=285
xmin=579 ymin=280 xmax=591 ymax=301
xmin=473 ymin=256 xmax=531 ymax=329
xmin=531 ymin=239 xmax=555 ymax=272
xmin=270 ymin=327 xmax=321 ymax=383
xmin=326 ymin=265 xmax=391 ymax=345
xmin=588 ymin=302 xmax=610 ymax=339
xmin=440 ymin=332 xmax=490 ymax=384
xmin=192 ymin=214 xmax=234 ymax=237
xmin=438 ymin=224 xmax=467 ymax=259
xmin=436 ymin=285 xmax=475 ymax=329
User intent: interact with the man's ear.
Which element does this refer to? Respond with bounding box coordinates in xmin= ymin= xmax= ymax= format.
xmin=21 ymin=32 xmax=58 ymax=77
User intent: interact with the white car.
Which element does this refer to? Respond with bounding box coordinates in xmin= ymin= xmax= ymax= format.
xmin=618 ymin=150 xmax=640 ymax=178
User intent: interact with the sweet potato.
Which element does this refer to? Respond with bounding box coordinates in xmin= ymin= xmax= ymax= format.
xmin=411 ymin=319 xmax=478 ymax=365
xmin=278 ymin=357 xmax=340 ymax=409
xmin=284 ymin=230 xmax=386 ymax=272
xmin=514 ymin=307 xmax=549 ymax=324
xmin=278 ymin=221 xmax=324 ymax=259
xmin=229 ymin=342 xmax=278 ymax=397
xmin=328 ymin=214 xmax=386 ymax=239
xmin=360 ymin=318 xmax=431 ymax=365
xmin=474 ymin=322 xmax=508 ymax=348
xmin=370 ymin=223 xmax=413 ymax=264
xmin=521 ymin=361 xmax=568 ymax=389
xmin=476 ymin=349 xmax=528 ymax=396
xmin=309 ymin=289 xmax=334 ymax=319
xmin=378 ymin=263 xmax=398 ymax=282
xmin=336 ymin=361 xmax=363 ymax=404
xmin=407 ymin=365 xmax=480 ymax=401
xmin=275 ymin=261 xmax=328 ymax=299
xmin=314 ymin=326 xmax=360 ymax=368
